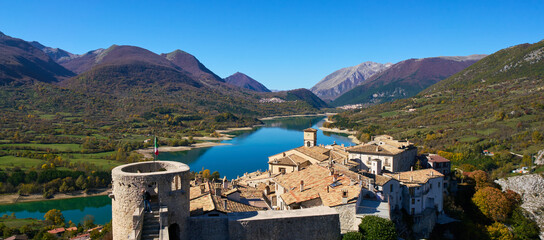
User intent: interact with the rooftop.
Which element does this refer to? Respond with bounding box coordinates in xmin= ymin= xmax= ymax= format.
xmin=275 ymin=165 xmax=361 ymax=207
xmin=426 ymin=154 xmax=451 ymax=163
xmin=304 ymin=128 xmax=317 ymax=132
xmin=384 ymin=169 xmax=443 ymax=187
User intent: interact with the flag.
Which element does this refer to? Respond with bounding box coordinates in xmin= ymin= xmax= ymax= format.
xmin=154 ymin=136 xmax=159 ymax=156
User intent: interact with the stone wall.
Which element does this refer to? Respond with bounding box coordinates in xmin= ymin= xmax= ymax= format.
xmin=187 ymin=207 xmax=340 ymax=240
xmin=496 ymin=174 xmax=544 ymax=240
xmin=333 ymin=203 xmax=359 ymax=233
xmin=111 ymin=161 xmax=190 ymax=240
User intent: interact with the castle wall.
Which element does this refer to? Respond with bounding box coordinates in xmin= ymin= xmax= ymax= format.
xmin=187 ymin=207 xmax=340 ymax=240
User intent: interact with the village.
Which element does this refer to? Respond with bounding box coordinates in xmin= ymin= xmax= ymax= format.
xmin=145 ymin=128 xmax=455 ymax=239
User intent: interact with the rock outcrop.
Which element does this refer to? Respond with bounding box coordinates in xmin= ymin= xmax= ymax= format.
xmin=496 ymin=174 xmax=544 ymax=239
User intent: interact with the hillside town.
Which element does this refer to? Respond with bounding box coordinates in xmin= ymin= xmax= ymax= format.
xmin=125 ymin=128 xmax=454 ymax=239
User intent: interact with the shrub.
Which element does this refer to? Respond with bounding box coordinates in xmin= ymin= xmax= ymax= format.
xmin=342 ymin=231 xmax=363 ymax=240
xmin=358 ymin=215 xmax=397 ymax=240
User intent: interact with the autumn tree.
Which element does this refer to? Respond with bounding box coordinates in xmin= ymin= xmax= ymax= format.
xmin=468 ymin=170 xmax=489 ymax=190
xmin=486 ymin=222 xmax=513 ymax=240
xmin=472 ymin=187 xmax=511 ymax=222
xmin=44 ymin=209 xmax=65 ymax=226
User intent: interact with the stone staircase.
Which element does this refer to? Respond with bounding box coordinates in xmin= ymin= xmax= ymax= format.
xmin=141 ymin=204 xmax=160 ymax=240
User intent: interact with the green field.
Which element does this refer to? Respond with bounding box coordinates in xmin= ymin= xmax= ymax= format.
xmin=0 ymin=156 xmax=44 ymax=170
xmin=0 ymin=217 xmax=43 ymax=228
xmin=0 ymin=143 xmax=82 ymax=152
xmin=61 ymin=151 xmax=120 ymax=170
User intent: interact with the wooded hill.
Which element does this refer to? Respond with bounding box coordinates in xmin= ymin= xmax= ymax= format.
xmin=328 ymin=39 xmax=544 ymax=171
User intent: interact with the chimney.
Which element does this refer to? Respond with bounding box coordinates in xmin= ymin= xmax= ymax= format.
xmin=223 ymin=199 xmax=228 ymax=210
xmin=283 ymin=152 xmax=286 ymax=157
xmin=222 ymin=176 xmax=228 ymax=189
xmin=411 ymin=166 xmax=413 ymax=171
xmin=300 ymin=180 xmax=304 ymax=192
xmin=341 ymin=189 xmax=348 ymax=204
xmin=431 ymin=171 xmax=434 ymax=176
xmin=327 ymin=186 xmax=330 ymax=193
xmin=215 ymin=183 xmax=222 ymax=196
xmin=410 ymin=176 xmax=414 ymax=182
xmin=333 ymin=174 xmax=338 ymax=182
xmin=376 ymin=146 xmax=379 ymax=152
xmin=330 ymin=168 xmax=334 ymax=176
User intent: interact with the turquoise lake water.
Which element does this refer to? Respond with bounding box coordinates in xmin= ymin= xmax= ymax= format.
xmin=0 ymin=116 xmax=354 ymax=224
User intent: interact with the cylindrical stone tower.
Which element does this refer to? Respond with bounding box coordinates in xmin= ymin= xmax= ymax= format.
xmin=111 ymin=161 xmax=190 ymax=239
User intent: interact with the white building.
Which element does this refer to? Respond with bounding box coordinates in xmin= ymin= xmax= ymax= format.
xmin=385 ymin=169 xmax=444 ymax=215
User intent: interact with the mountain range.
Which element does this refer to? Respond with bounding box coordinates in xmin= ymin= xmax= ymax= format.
xmin=330 ymin=55 xmax=486 ymax=107
xmin=0 ymin=31 xmax=326 ymax=119
xmin=310 ymin=61 xmax=392 ymax=101
xmin=329 ymin=39 xmax=544 ymax=154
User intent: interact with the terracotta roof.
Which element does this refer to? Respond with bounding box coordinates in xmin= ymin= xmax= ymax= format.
xmin=384 ymin=169 xmax=443 ymax=187
xmin=47 ymin=228 xmax=65 ymax=234
xmin=238 ymin=184 xmax=268 ymax=199
xmin=347 ymin=144 xmax=396 ymax=155
xmin=374 ymin=175 xmax=394 ymax=186
xmin=304 ymin=128 xmax=317 ymax=132
xmin=211 ymin=195 xmax=265 ymax=213
xmin=275 ymin=165 xmax=361 ymax=207
xmin=269 ymin=156 xmax=297 ymax=166
xmin=294 ymin=146 xmax=330 ymax=161
xmin=427 ymin=154 xmax=450 ymax=163
xmin=190 ymin=183 xmax=210 ymax=200
xmin=223 ymin=188 xmax=240 ymax=196
xmin=190 ymin=193 xmax=215 ymax=215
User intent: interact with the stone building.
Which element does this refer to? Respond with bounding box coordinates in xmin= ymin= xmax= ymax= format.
xmin=346 ymin=135 xmax=417 ymax=173
xmin=384 ymin=169 xmax=444 ymax=216
xmin=268 ymin=129 xmax=355 ymax=175
xmin=111 ymin=161 xmax=191 ymax=240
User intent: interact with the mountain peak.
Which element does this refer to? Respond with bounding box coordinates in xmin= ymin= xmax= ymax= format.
xmin=161 ymin=49 xmax=224 ymax=83
xmin=225 ymin=72 xmax=271 ymax=92
xmin=311 ymin=61 xmax=392 ymax=100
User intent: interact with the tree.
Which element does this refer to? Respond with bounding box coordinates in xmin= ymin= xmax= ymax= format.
xmin=44 ymin=209 xmax=64 ymax=226
xmin=342 ymin=231 xmax=363 ymax=240
xmin=358 ymin=216 xmax=397 ymax=240
xmin=486 ymin=222 xmax=513 ymax=240
xmin=472 ymin=187 xmax=511 ymax=222
xmin=201 ymin=169 xmax=211 ymax=180
xmin=211 ymin=171 xmax=220 ymax=180
xmin=468 ymin=170 xmax=489 ymax=190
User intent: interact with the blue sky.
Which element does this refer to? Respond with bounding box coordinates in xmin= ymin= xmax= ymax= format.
xmin=1 ymin=1 xmax=543 ymax=90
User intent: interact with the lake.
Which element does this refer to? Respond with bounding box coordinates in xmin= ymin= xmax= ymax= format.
xmin=0 ymin=116 xmax=354 ymax=224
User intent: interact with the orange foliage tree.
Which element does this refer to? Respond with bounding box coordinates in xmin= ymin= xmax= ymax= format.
xmin=472 ymin=187 xmax=511 ymax=222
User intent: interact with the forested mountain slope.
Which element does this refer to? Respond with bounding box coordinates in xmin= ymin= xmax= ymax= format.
xmin=328 ymin=40 xmax=544 ymax=159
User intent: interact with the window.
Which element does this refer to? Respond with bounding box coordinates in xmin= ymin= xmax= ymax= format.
xmin=438 ymin=182 xmax=441 ymax=188
xmin=412 ymin=198 xmax=415 ymax=204
xmin=429 ymin=183 xmax=432 ymax=189
xmin=390 ymin=184 xmax=393 ymax=192
xmin=279 ymin=168 xmax=286 ymax=174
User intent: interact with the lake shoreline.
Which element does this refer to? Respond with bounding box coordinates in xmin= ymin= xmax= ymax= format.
xmin=0 ymin=188 xmax=111 ymax=205
xmin=136 ymin=142 xmax=231 ymax=159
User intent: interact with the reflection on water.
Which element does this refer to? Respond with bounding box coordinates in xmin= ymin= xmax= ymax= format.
xmin=2 ymin=116 xmax=355 ymax=224
xmin=159 ymin=117 xmax=354 ymax=179
xmin=0 ymin=195 xmax=111 ymax=224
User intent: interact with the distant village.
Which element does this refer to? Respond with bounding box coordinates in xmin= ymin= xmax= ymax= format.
xmin=109 ymin=128 xmax=455 ymax=240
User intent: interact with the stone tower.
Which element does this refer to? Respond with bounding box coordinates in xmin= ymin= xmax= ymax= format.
xmin=111 ymin=161 xmax=190 ymax=240
xmin=303 ymin=128 xmax=317 ymax=147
